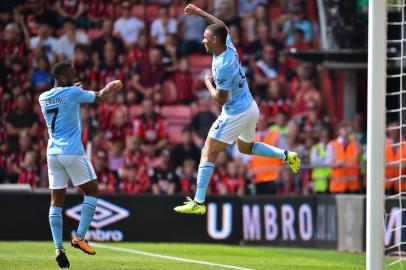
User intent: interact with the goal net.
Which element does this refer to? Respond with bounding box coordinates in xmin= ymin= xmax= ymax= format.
xmin=385 ymin=0 xmax=406 ymax=268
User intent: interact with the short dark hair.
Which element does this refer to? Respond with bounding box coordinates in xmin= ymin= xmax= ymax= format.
xmin=52 ymin=61 xmax=72 ymax=79
xmin=206 ymin=23 xmax=228 ymax=45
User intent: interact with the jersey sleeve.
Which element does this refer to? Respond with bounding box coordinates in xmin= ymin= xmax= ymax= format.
xmin=70 ymin=86 xmax=96 ymax=103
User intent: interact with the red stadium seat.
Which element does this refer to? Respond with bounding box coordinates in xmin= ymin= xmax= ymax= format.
xmin=88 ymin=29 xmax=103 ymax=41
xmin=167 ymin=125 xmax=184 ymax=144
xmin=187 ymin=55 xmax=212 ymax=73
xmin=132 ymin=5 xmax=144 ymax=18
xmin=146 ymin=5 xmax=160 ymax=22
xmin=129 ymin=105 xmax=143 ymax=119
xmin=161 ymin=105 xmax=192 ymax=126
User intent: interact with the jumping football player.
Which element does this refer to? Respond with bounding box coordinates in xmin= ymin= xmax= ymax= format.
xmin=174 ymin=4 xmax=301 ymax=214
xmin=39 ymin=61 xmax=122 ymax=268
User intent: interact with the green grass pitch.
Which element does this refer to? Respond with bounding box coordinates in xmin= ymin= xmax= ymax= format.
xmin=0 ymin=241 xmax=404 ymax=270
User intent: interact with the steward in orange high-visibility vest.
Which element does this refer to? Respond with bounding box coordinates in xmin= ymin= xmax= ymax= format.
xmin=385 ymin=122 xmax=406 ymax=192
xmin=327 ymin=122 xmax=361 ymax=193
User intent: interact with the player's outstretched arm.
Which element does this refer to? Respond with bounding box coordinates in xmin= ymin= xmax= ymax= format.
xmin=95 ymin=80 xmax=123 ymax=102
xmin=184 ymin=4 xmax=227 ymax=29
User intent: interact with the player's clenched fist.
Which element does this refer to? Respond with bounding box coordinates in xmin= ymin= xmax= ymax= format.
xmin=184 ymin=4 xmax=200 ymax=15
xmin=107 ymin=80 xmax=123 ymax=91
xmin=204 ymin=73 xmax=213 ymax=83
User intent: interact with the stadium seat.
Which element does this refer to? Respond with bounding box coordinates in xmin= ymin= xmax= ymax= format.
xmin=167 ymin=125 xmax=184 ymax=144
xmin=187 ymin=55 xmax=212 ymax=74
xmin=129 ymin=105 xmax=143 ymax=119
xmin=88 ymin=29 xmax=103 ymax=41
xmin=161 ymin=105 xmax=192 ymax=126
xmin=146 ymin=5 xmax=160 ymax=22
xmin=132 ymin=5 xmax=144 ymax=18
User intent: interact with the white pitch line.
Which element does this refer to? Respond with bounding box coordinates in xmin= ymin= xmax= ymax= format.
xmin=92 ymin=243 xmax=253 ymax=270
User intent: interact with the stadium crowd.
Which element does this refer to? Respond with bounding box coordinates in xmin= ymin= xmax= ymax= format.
xmin=0 ymin=0 xmax=376 ymax=196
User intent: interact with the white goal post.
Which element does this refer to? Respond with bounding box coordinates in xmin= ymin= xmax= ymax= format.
xmin=367 ymin=0 xmax=387 ymax=269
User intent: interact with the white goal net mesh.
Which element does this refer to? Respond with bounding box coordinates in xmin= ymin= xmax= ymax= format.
xmin=385 ymin=0 xmax=406 ymax=268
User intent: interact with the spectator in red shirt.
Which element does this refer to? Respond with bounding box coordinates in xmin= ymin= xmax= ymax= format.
xmin=55 ymin=0 xmax=85 ymax=23
xmin=173 ymin=57 xmax=195 ymax=104
xmin=285 ymin=28 xmax=311 ymax=69
xmin=90 ymin=41 xmax=126 ymax=91
xmin=133 ymin=99 xmax=168 ymax=155
xmin=120 ymin=163 xmax=151 ymax=193
xmin=85 ymin=0 xmax=107 ymax=29
xmin=0 ymin=23 xmax=27 ymax=66
xmin=17 ymin=150 xmax=39 ymax=188
xmin=7 ymin=131 xmax=32 ymax=183
xmin=126 ymin=32 xmax=148 ymax=71
xmin=106 ymin=109 xmax=132 ymax=142
xmin=219 ymin=161 xmax=245 ymax=195
xmin=72 ymin=44 xmax=93 ymax=89
xmin=6 ymin=56 xmax=30 ymax=91
xmin=260 ymin=79 xmax=292 ymax=121
xmin=94 ymin=149 xmax=119 ymax=193
xmin=92 ymin=19 xmax=125 ymax=66
xmin=5 ymin=94 xmax=39 ymax=152
xmin=292 ymin=77 xmax=322 ymax=115
xmin=178 ymin=159 xmax=197 ymax=194
xmin=131 ymin=46 xmax=166 ymax=103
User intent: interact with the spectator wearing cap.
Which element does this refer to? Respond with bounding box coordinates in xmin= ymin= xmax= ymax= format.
xmin=113 ymin=1 xmax=145 ymax=47
xmin=132 ymin=99 xmax=168 ymax=156
xmin=150 ymin=5 xmax=177 ymax=46
xmin=30 ymin=22 xmax=58 ymax=63
xmin=92 ymin=19 xmax=125 ymax=65
xmin=280 ymin=4 xmax=312 ymax=46
xmin=56 ymin=18 xmax=89 ymax=61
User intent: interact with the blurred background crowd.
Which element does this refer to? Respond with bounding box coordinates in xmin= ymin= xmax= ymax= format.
xmin=0 ymin=0 xmax=382 ymax=196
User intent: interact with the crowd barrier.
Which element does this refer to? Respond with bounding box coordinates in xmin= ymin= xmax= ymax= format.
xmin=0 ymin=193 xmax=402 ymax=252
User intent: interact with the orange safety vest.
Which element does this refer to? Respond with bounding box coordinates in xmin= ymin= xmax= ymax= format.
xmin=329 ymin=139 xmax=360 ymax=193
xmin=251 ymin=130 xmax=283 ymax=183
xmin=385 ymin=139 xmax=406 ymax=192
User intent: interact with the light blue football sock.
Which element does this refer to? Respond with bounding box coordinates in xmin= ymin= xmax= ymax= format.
xmin=194 ymin=161 xmax=215 ymax=203
xmin=49 ymin=206 xmax=64 ymax=250
xmin=252 ymin=142 xmax=286 ymax=160
xmin=76 ymin=195 xmax=97 ymax=240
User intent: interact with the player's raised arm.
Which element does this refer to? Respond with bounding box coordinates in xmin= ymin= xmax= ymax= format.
xmin=94 ymin=80 xmax=123 ymax=102
xmin=184 ymin=4 xmax=227 ymax=31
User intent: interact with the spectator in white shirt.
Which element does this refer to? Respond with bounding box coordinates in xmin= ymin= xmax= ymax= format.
xmin=114 ymin=1 xmax=145 ymax=47
xmin=56 ymin=18 xmax=89 ymax=60
xmin=30 ymin=22 xmax=58 ymax=64
xmin=150 ymin=5 xmax=177 ymax=45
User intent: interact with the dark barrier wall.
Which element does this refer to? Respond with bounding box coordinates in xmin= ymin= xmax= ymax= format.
xmin=0 ymin=193 xmax=339 ymax=248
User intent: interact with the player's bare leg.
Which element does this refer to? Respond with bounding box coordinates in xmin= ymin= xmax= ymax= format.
xmin=50 ymin=188 xmax=70 ymax=268
xmin=71 ymin=180 xmax=98 ymax=255
xmin=174 ymin=137 xmax=227 ymax=214
xmin=237 ymin=139 xmax=301 ymax=173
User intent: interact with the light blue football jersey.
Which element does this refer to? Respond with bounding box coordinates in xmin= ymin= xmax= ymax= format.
xmin=39 ymin=86 xmax=96 ymax=155
xmin=212 ymin=34 xmax=253 ymax=115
